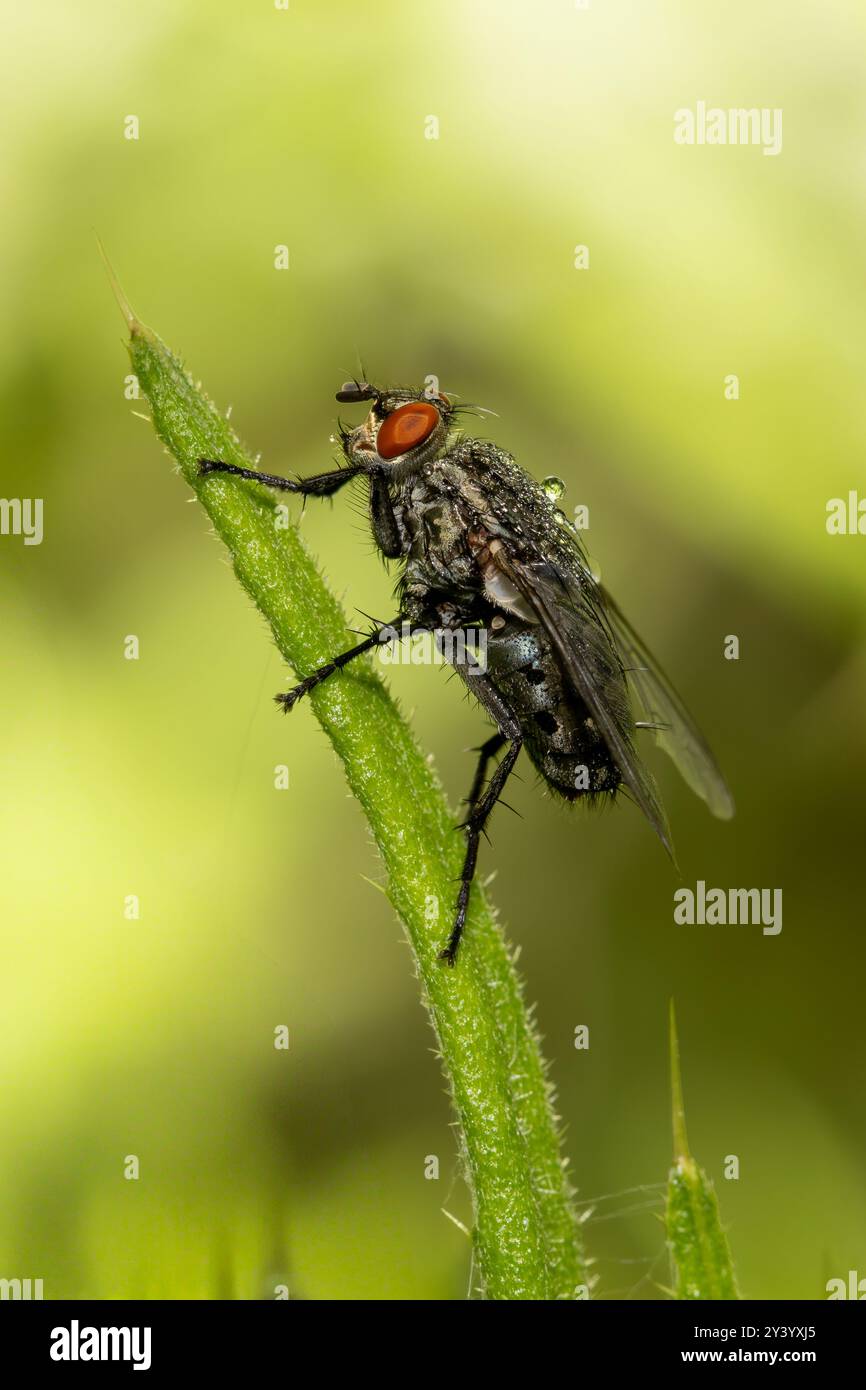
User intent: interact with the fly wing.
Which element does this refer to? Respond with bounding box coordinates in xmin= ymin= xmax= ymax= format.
xmin=598 ymin=586 xmax=735 ymax=820
xmin=490 ymin=543 xmax=675 ymax=858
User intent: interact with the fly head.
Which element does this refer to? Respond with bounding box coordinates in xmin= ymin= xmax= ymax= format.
xmin=335 ymin=380 xmax=454 ymax=479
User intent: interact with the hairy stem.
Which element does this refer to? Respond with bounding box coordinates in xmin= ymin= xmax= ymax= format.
xmin=126 ymin=310 xmax=585 ymax=1299
xmin=666 ymin=1002 xmax=740 ymax=1299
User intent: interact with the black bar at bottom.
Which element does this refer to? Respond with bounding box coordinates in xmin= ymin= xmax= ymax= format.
xmin=0 ymin=1297 xmax=859 ymax=1374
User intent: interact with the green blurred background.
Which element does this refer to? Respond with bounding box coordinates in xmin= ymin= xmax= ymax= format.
xmin=2 ymin=0 xmax=865 ymax=1300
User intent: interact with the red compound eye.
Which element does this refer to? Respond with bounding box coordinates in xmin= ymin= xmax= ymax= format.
xmin=376 ymin=401 xmax=439 ymax=459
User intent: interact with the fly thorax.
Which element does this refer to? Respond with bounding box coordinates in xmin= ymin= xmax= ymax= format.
xmin=398 ymin=475 xmax=477 ymax=590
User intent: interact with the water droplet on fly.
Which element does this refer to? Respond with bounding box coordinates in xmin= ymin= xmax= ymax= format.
xmin=541 ymin=475 xmax=566 ymax=503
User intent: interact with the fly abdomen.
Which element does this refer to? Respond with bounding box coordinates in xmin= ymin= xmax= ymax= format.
xmin=483 ymin=619 xmax=622 ymax=801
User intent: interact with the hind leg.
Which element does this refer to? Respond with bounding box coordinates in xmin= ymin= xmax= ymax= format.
xmin=441 ymin=665 xmax=522 ymax=964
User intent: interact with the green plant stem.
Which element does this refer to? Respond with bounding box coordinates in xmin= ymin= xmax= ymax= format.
xmin=125 ymin=309 xmax=585 ymax=1299
xmin=666 ymin=1002 xmax=739 ymax=1299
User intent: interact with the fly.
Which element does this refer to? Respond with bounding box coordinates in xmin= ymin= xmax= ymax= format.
xmin=199 ymin=380 xmax=734 ymax=963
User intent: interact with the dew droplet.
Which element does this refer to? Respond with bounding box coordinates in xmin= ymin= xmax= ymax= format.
xmin=541 ymin=475 xmax=566 ymax=503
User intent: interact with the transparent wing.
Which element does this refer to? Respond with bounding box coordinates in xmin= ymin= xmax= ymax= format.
xmin=492 ymin=547 xmax=675 ymax=857
xmin=600 ymin=586 xmax=735 ymax=821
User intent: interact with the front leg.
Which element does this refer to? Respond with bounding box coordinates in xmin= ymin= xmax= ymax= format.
xmin=198 ymin=459 xmax=362 ymax=497
xmin=275 ymin=617 xmax=423 ymax=711
xmin=368 ymin=470 xmax=403 ymax=558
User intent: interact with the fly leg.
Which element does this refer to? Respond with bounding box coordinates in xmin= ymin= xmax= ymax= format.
xmin=198 ymin=459 xmax=362 ymax=497
xmin=441 ymin=669 xmax=522 ymax=965
xmin=275 ymin=617 xmax=408 ymax=711
xmin=273 ymin=614 xmax=430 ymax=711
xmin=464 ymin=733 xmax=507 ymax=811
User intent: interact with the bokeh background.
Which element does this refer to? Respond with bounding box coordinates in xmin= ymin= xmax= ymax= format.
xmin=2 ymin=0 xmax=865 ymax=1300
